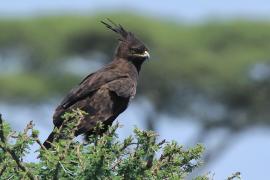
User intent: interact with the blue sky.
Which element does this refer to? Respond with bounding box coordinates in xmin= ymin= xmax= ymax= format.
xmin=1 ymin=0 xmax=270 ymax=22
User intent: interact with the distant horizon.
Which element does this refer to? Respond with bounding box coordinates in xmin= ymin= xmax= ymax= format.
xmin=1 ymin=1 xmax=270 ymax=22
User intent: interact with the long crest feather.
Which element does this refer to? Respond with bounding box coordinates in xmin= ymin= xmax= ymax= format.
xmin=101 ymin=18 xmax=128 ymax=39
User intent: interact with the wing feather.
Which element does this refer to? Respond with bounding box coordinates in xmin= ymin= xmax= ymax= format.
xmin=105 ymin=78 xmax=136 ymax=99
xmin=59 ymin=69 xmax=129 ymax=109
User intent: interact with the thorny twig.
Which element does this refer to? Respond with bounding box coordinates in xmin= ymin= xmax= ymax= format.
xmin=0 ymin=114 xmax=5 ymax=143
xmin=35 ymin=138 xmax=47 ymax=150
xmin=8 ymin=131 xmax=18 ymax=139
xmin=0 ymin=138 xmax=37 ymax=180
xmin=227 ymin=172 xmax=241 ymax=180
xmin=59 ymin=161 xmax=74 ymax=176
xmin=0 ymin=165 xmax=7 ymax=176
xmin=53 ymin=163 xmax=61 ymax=180
xmin=76 ymin=145 xmax=85 ymax=170
xmin=53 ymin=109 xmax=84 ymax=179
xmin=23 ymin=121 xmax=34 ymax=135
xmin=0 ymin=114 xmax=38 ymax=180
xmin=111 ymin=158 xmax=122 ymax=170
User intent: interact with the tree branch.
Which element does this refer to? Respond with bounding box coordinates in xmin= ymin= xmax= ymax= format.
xmin=0 ymin=144 xmax=37 ymax=180
xmin=0 ymin=114 xmax=5 ymax=143
xmin=0 ymin=114 xmax=37 ymax=180
xmin=0 ymin=165 xmax=7 ymax=176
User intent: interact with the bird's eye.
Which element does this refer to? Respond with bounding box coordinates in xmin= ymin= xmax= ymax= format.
xmin=130 ymin=47 xmax=138 ymax=53
xmin=130 ymin=47 xmax=145 ymax=54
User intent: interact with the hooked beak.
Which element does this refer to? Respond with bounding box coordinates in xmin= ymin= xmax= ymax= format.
xmin=143 ymin=51 xmax=150 ymax=59
xmin=131 ymin=50 xmax=150 ymax=59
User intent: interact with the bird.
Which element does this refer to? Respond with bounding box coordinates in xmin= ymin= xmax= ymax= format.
xmin=43 ymin=19 xmax=150 ymax=148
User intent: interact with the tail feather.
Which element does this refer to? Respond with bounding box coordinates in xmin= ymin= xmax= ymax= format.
xmin=43 ymin=131 xmax=56 ymax=149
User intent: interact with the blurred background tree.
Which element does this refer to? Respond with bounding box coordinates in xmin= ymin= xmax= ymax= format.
xmin=1 ymin=1 xmax=270 ymax=179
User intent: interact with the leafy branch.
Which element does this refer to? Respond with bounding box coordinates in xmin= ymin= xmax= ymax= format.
xmin=0 ymin=114 xmax=37 ymax=180
xmin=0 ymin=110 xmax=239 ymax=179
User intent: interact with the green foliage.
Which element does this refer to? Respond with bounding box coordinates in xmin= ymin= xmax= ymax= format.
xmin=1 ymin=14 xmax=270 ymax=129
xmin=0 ymin=110 xmax=212 ymax=179
xmin=1 ymin=14 xmax=270 ymax=102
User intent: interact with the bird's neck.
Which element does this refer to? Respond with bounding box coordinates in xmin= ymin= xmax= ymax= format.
xmin=127 ymin=56 xmax=147 ymax=73
xmin=129 ymin=59 xmax=144 ymax=73
xmin=113 ymin=58 xmax=142 ymax=80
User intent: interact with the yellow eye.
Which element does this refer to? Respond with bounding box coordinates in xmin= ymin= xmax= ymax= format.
xmin=130 ymin=48 xmax=137 ymax=54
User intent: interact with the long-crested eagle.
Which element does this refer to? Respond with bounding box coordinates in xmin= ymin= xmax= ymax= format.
xmin=43 ymin=19 xmax=150 ymax=148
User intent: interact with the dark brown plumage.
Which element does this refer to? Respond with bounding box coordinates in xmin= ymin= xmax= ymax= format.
xmin=43 ymin=19 xmax=150 ymax=148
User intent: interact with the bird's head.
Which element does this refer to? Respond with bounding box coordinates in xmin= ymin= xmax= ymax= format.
xmin=101 ymin=19 xmax=150 ymax=61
